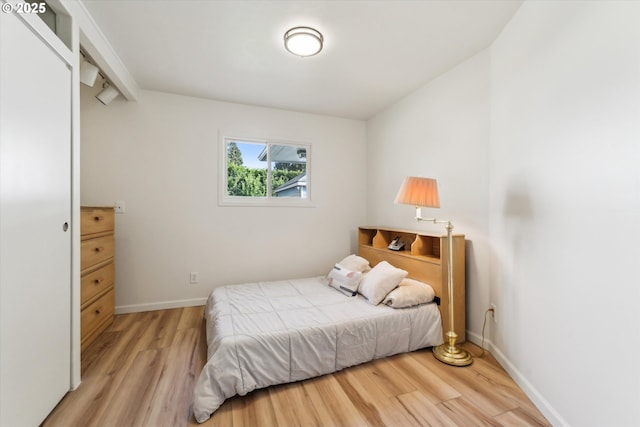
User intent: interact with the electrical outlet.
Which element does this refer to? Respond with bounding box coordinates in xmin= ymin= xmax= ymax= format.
xmin=114 ymin=200 xmax=126 ymax=214
xmin=490 ymin=303 xmax=497 ymax=323
xmin=190 ymin=272 xmax=199 ymax=284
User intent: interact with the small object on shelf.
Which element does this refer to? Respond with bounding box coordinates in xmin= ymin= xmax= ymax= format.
xmin=387 ymin=236 xmax=405 ymax=251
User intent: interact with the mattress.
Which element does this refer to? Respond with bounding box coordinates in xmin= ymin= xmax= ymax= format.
xmin=192 ymin=276 xmax=443 ymax=423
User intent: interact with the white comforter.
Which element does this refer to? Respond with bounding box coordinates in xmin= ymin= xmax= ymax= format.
xmin=192 ymin=276 xmax=443 ymax=423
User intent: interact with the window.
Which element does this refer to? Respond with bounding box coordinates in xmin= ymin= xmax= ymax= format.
xmin=220 ymin=136 xmax=311 ymax=206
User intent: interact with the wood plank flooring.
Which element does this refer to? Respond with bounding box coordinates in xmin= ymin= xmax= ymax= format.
xmin=43 ymin=306 xmax=550 ymax=427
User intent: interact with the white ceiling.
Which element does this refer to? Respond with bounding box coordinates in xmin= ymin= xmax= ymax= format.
xmin=81 ymin=0 xmax=522 ymax=120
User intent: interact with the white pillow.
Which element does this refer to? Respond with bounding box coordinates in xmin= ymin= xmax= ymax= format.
xmin=337 ymin=254 xmax=371 ymax=273
xmin=383 ymin=278 xmax=436 ymax=308
xmin=327 ymin=264 xmax=362 ymax=296
xmin=358 ymin=261 xmax=407 ymax=305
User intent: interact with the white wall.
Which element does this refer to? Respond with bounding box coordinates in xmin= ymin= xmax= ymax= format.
xmin=366 ymin=50 xmax=491 ymax=342
xmin=490 ymin=1 xmax=640 ymax=426
xmin=80 ymin=86 xmax=367 ymax=312
xmin=367 ymin=1 xmax=640 ymax=425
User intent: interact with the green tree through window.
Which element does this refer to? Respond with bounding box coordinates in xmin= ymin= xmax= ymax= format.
xmin=227 ymin=142 xmax=243 ymax=166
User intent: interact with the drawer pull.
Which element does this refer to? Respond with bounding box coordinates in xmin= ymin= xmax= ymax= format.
xmin=95 ymin=309 xmax=101 ymax=315
xmin=94 ymin=247 xmax=104 ymax=253
xmin=93 ymin=216 xmax=104 ymax=222
xmin=93 ymin=278 xmax=103 ymax=285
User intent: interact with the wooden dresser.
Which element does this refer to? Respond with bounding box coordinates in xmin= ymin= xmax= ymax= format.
xmin=80 ymin=206 xmax=115 ymax=351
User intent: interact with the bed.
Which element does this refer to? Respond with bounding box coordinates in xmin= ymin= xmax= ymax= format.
xmin=192 ymin=251 xmax=447 ymax=423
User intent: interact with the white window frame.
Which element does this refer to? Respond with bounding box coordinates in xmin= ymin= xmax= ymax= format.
xmin=218 ymin=135 xmax=313 ymax=207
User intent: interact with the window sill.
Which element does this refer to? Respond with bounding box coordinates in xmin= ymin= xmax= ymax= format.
xmin=218 ymin=197 xmax=315 ymax=208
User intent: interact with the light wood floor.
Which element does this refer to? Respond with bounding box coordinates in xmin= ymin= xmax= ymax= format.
xmin=43 ymin=306 xmax=550 ymax=427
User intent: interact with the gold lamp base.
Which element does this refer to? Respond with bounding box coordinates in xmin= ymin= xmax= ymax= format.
xmin=432 ymin=331 xmax=473 ymax=367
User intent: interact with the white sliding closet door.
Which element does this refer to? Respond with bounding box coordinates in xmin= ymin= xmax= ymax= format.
xmin=0 ymin=11 xmax=72 ymax=427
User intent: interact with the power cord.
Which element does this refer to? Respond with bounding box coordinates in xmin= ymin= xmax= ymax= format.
xmin=478 ymin=307 xmax=494 ymax=358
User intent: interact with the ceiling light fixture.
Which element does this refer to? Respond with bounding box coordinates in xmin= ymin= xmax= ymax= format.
xmin=96 ymin=83 xmax=120 ymax=105
xmin=284 ymin=26 xmax=323 ymax=57
xmin=80 ymin=59 xmax=99 ymax=87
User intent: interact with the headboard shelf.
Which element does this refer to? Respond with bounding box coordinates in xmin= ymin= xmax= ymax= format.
xmin=358 ymin=226 xmax=466 ymax=343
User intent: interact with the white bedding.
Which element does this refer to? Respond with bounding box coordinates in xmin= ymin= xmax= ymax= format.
xmin=192 ymin=276 xmax=443 ymax=423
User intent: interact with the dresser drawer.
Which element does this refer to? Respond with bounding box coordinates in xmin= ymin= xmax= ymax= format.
xmin=81 ymin=288 xmax=114 ymax=342
xmin=81 ymin=235 xmax=114 ymax=270
xmin=81 ymin=262 xmax=114 ymax=307
xmin=81 ymin=207 xmax=114 ymax=236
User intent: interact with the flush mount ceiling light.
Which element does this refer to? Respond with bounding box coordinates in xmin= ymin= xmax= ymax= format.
xmin=284 ymin=26 xmax=323 ymax=57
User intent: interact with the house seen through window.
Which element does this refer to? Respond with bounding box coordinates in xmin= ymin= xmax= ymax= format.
xmin=222 ymin=138 xmax=310 ymax=205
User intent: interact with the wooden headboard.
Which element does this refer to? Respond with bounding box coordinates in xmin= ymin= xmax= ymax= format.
xmin=357 ymin=226 xmax=466 ymax=343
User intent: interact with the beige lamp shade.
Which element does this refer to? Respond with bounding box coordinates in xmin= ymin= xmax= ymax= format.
xmin=394 ymin=176 xmax=440 ymax=208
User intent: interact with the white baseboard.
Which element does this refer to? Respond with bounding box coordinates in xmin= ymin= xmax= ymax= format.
xmin=466 ymin=330 xmax=568 ymax=427
xmin=115 ymin=297 xmax=207 ymax=314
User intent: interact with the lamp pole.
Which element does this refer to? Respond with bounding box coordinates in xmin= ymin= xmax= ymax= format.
xmin=417 ymin=215 xmax=472 ymax=366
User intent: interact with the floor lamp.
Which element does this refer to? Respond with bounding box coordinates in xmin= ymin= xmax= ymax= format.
xmin=395 ymin=176 xmax=472 ymax=367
